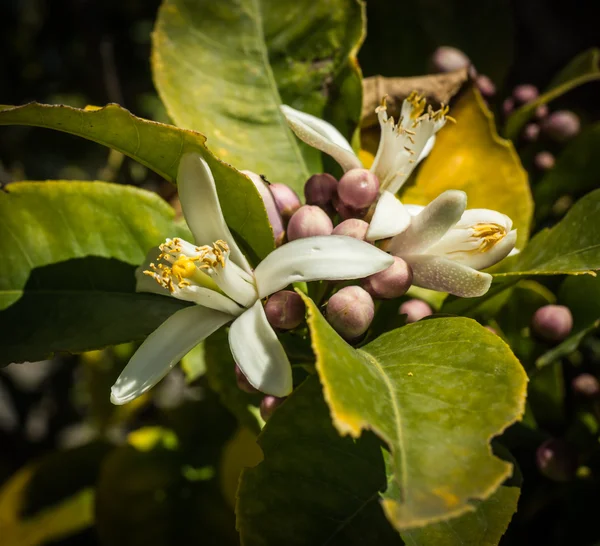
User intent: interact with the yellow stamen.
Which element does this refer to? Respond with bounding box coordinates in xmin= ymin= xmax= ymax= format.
xmin=407 ymin=91 xmax=426 ymax=119
xmin=472 ymin=223 xmax=507 ymax=252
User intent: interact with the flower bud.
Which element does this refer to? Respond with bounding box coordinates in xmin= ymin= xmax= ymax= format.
xmin=304 ymin=173 xmax=338 ymax=206
xmin=535 ymin=104 xmax=549 ymax=120
xmin=337 ymin=169 xmax=380 ymax=210
xmin=242 ymin=170 xmax=284 ymax=245
xmin=536 ymin=438 xmax=576 ymax=482
xmin=430 ymin=46 xmax=471 ymax=73
xmin=326 ymin=286 xmax=374 ymax=340
xmin=485 ymin=326 xmax=498 ymax=335
xmin=532 ymin=304 xmax=573 ymax=342
xmin=264 ymin=290 xmax=305 ymax=330
xmin=572 ymin=373 xmax=600 ymax=398
xmin=332 ymin=194 xmax=364 ymax=220
xmin=502 ymin=98 xmax=514 ymax=116
xmin=287 ymin=205 xmax=333 ymax=240
xmin=523 ymin=123 xmax=540 ymax=142
xmin=269 ymin=183 xmax=301 ymax=220
xmin=513 ymin=84 xmax=538 ymax=104
xmin=362 ymin=257 xmax=413 ymax=299
xmin=399 ymin=299 xmax=433 ymax=323
xmin=235 ymin=365 xmax=259 ymax=394
xmin=541 ymin=111 xmax=581 ymax=142
xmin=332 ymin=219 xmax=369 ymax=240
xmin=476 ymin=74 xmax=496 ymax=97
xmin=534 ymin=151 xmax=555 ymax=170
xmin=260 ymin=395 xmax=286 ymax=421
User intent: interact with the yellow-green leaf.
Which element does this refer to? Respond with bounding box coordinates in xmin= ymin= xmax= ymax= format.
xmin=403 ymin=86 xmax=532 ymax=247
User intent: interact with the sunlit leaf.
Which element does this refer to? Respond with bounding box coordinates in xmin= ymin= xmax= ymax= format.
xmin=505 ymin=48 xmax=600 ymax=140
xmin=403 ymin=85 xmax=533 ymax=247
xmin=300 ymin=293 xmax=527 ymax=530
xmin=237 ymin=377 xmax=403 ymax=545
xmin=0 ymin=103 xmax=275 ymax=259
xmin=534 ymin=123 xmax=600 ymax=223
xmin=152 ymin=0 xmax=364 ymax=193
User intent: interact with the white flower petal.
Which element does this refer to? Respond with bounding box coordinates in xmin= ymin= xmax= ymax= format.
xmin=111 ymin=306 xmax=232 ymax=405
xmin=451 ymin=229 xmax=518 ymax=271
xmin=455 ymin=208 xmax=513 ymax=231
xmin=229 ymin=301 xmax=292 ymax=397
xmin=241 ymin=170 xmax=284 ymax=241
xmin=405 ymin=254 xmax=493 ymax=298
xmin=417 ymin=135 xmax=436 ymax=163
xmin=281 ymin=105 xmax=362 ymax=172
xmin=177 ymin=153 xmax=252 ymax=273
xmin=366 ymin=191 xmax=411 ymax=241
xmin=253 ymin=235 xmax=394 ymax=298
xmin=211 ymin=258 xmax=258 ymax=308
xmin=388 ymin=190 xmax=467 ymax=256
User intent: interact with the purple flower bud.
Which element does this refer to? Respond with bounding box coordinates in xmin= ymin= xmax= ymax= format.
xmin=287 ymin=205 xmax=333 ymax=240
xmin=269 ymin=183 xmax=301 ymax=220
xmin=476 ymin=74 xmax=496 ymax=97
xmin=534 ymin=151 xmax=555 ymax=171
xmin=235 ymin=365 xmax=259 ymax=394
xmin=513 ymin=84 xmax=539 ymax=105
xmin=304 ymin=173 xmax=338 ymax=206
xmin=536 ymin=438 xmax=577 ymax=482
xmin=362 ymin=257 xmax=413 ymax=299
xmin=326 ymin=286 xmax=375 ymax=340
xmin=523 ymin=123 xmax=540 ymax=142
xmin=541 ymin=111 xmax=581 ymax=142
xmin=332 ymin=194 xmax=365 ymax=220
xmin=535 ymin=104 xmax=549 ymax=120
xmin=337 ymin=169 xmax=380 ymax=210
xmin=399 ymin=299 xmax=433 ymax=323
xmin=532 ymin=304 xmax=573 ymax=342
xmin=572 ymin=374 xmax=600 ymax=398
xmin=264 ymin=290 xmax=305 ymax=330
xmin=260 ymin=395 xmax=286 ymax=421
xmin=242 ymin=170 xmax=285 ymax=246
xmin=430 ymin=46 xmax=471 ymax=73
xmin=332 ymin=219 xmax=369 ymax=240
xmin=502 ymin=98 xmax=514 ymax=116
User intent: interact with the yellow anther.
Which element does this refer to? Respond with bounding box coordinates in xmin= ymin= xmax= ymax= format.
xmin=172 ymin=256 xmax=197 ymax=280
xmin=472 ymin=223 xmax=507 ymax=252
xmin=407 ymin=91 xmax=426 ymax=119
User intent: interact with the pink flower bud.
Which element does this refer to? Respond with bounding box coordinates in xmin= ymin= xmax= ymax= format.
xmin=535 ymin=104 xmax=549 ymax=120
xmin=304 ymin=173 xmax=338 ymax=206
xmin=532 ymin=304 xmax=573 ymax=342
xmin=287 ymin=205 xmax=333 ymax=240
xmin=235 ymin=365 xmax=259 ymax=394
xmin=332 ymin=218 xmax=369 ymax=240
xmin=332 ymin=194 xmax=364 ymax=220
xmin=326 ymin=286 xmax=374 ymax=340
xmin=485 ymin=326 xmax=498 ymax=335
xmin=502 ymin=98 xmax=514 ymax=116
xmin=536 ymin=438 xmax=576 ymax=482
xmin=269 ymin=183 xmax=301 ymax=220
xmin=264 ymin=290 xmax=305 ymax=330
xmin=476 ymin=74 xmax=496 ymax=97
xmin=542 ymin=111 xmax=581 ymax=142
xmin=242 ymin=170 xmax=284 ymax=246
xmin=572 ymin=373 xmax=600 ymax=398
xmin=513 ymin=84 xmax=539 ymax=104
xmin=337 ymin=169 xmax=380 ymax=210
xmin=534 ymin=151 xmax=555 ymax=170
xmin=399 ymin=299 xmax=433 ymax=323
xmin=260 ymin=395 xmax=286 ymax=421
xmin=430 ymin=46 xmax=471 ymax=73
xmin=362 ymin=257 xmax=413 ymax=299
xmin=523 ymin=123 xmax=540 ymax=142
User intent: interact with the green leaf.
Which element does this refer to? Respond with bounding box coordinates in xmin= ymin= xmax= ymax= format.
xmin=0 ymin=103 xmax=275 ymax=259
xmin=534 ymin=123 xmax=600 ymax=224
xmin=299 ymin=293 xmax=527 ymax=530
xmin=497 ymin=189 xmax=600 ymax=277
xmin=237 ymin=377 xmax=403 ymax=545
xmin=505 ymin=48 xmax=600 ymax=140
xmin=403 ymin=86 xmax=532 ymax=247
xmin=0 ymin=181 xmax=176 ymax=309
xmin=398 ymin=447 xmax=521 ymax=546
xmin=0 ymin=257 xmax=188 ymax=366
xmin=152 ymin=0 xmax=364 ymax=193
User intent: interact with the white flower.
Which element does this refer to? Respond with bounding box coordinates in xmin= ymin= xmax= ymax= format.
xmin=368 ymin=190 xmax=517 ymax=298
xmin=110 ymin=154 xmax=394 ymax=405
xmin=281 ymin=92 xmax=450 ymax=195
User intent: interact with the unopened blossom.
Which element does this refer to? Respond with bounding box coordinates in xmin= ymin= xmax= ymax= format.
xmin=287 ymin=205 xmax=333 ymax=240
xmin=282 ymin=92 xmax=451 ymax=197
xmin=368 ymin=190 xmax=517 ymax=297
xmin=110 ymin=154 xmax=393 ymax=404
xmin=242 ymin=170 xmax=285 ymax=245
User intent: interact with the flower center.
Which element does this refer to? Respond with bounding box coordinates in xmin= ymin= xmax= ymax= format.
xmin=471 ymin=223 xmax=507 ymax=252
